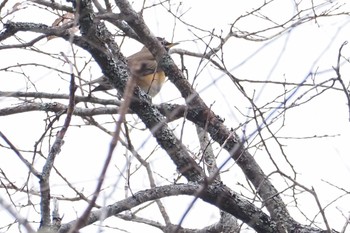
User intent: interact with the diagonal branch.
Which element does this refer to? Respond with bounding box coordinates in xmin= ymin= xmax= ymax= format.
xmin=0 ymin=196 xmax=36 ymax=233
xmin=114 ymin=0 xmax=291 ymax=229
xmin=0 ymin=132 xmax=41 ymax=177
xmin=74 ymin=0 xmax=204 ymax=182
xmin=57 ymin=183 xmax=276 ymax=233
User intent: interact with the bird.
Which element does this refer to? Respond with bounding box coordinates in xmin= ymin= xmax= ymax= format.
xmin=86 ymin=37 xmax=179 ymax=97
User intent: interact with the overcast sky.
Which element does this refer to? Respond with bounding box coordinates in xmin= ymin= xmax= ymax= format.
xmin=1 ymin=1 xmax=350 ymax=232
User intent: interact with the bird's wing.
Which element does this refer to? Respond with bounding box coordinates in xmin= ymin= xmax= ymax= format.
xmin=127 ymin=58 xmax=159 ymax=77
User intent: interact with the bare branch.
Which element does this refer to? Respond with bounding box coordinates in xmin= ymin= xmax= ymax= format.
xmin=39 ymin=52 xmax=77 ymax=229
xmin=114 ymin=0 xmax=291 ymax=229
xmin=58 ymin=183 xmax=276 ymax=233
xmin=0 ymin=196 xmax=35 ymax=233
xmin=333 ymin=41 xmax=350 ymax=121
xmin=0 ymin=132 xmax=41 ymax=177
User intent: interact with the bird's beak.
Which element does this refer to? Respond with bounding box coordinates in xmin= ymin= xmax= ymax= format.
xmin=165 ymin=42 xmax=179 ymax=49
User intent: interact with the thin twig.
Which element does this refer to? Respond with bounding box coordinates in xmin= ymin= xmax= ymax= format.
xmin=333 ymin=41 xmax=350 ymax=121
xmin=0 ymin=131 xmax=41 ymax=177
xmin=311 ymin=187 xmax=332 ymax=233
xmin=67 ymin=73 xmax=136 ymax=233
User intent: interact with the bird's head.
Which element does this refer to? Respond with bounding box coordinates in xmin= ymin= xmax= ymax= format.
xmin=156 ymin=37 xmax=179 ymax=51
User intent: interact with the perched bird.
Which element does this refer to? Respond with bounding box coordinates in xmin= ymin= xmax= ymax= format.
xmin=86 ymin=37 xmax=179 ymax=97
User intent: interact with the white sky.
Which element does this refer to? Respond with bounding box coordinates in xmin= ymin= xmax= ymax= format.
xmin=1 ymin=0 xmax=350 ymax=232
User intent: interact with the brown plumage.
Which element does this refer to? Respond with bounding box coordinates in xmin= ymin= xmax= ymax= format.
xmin=86 ymin=38 xmax=178 ymax=97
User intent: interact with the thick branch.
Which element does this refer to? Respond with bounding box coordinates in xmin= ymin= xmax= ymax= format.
xmin=74 ymin=0 xmax=203 ymax=182
xmin=115 ymin=0 xmax=291 ymax=228
xmin=0 ymin=21 xmax=71 ymax=41
xmin=58 ymin=183 xmax=276 ymax=233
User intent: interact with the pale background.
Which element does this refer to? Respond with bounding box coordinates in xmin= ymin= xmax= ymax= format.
xmin=1 ymin=0 xmax=350 ymax=232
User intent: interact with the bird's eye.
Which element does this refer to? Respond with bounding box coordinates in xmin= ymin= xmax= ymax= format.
xmin=157 ymin=37 xmax=166 ymax=45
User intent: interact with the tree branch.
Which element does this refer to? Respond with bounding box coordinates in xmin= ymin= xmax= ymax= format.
xmin=74 ymin=0 xmax=204 ymax=182
xmin=39 ymin=55 xmax=77 ymax=229
xmin=58 ymin=183 xmax=276 ymax=233
xmin=114 ymin=0 xmax=292 ymax=229
xmin=0 ymin=91 xmax=121 ymax=106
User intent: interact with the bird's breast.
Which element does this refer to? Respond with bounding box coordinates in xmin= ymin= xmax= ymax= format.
xmin=136 ymin=71 xmax=166 ymax=97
